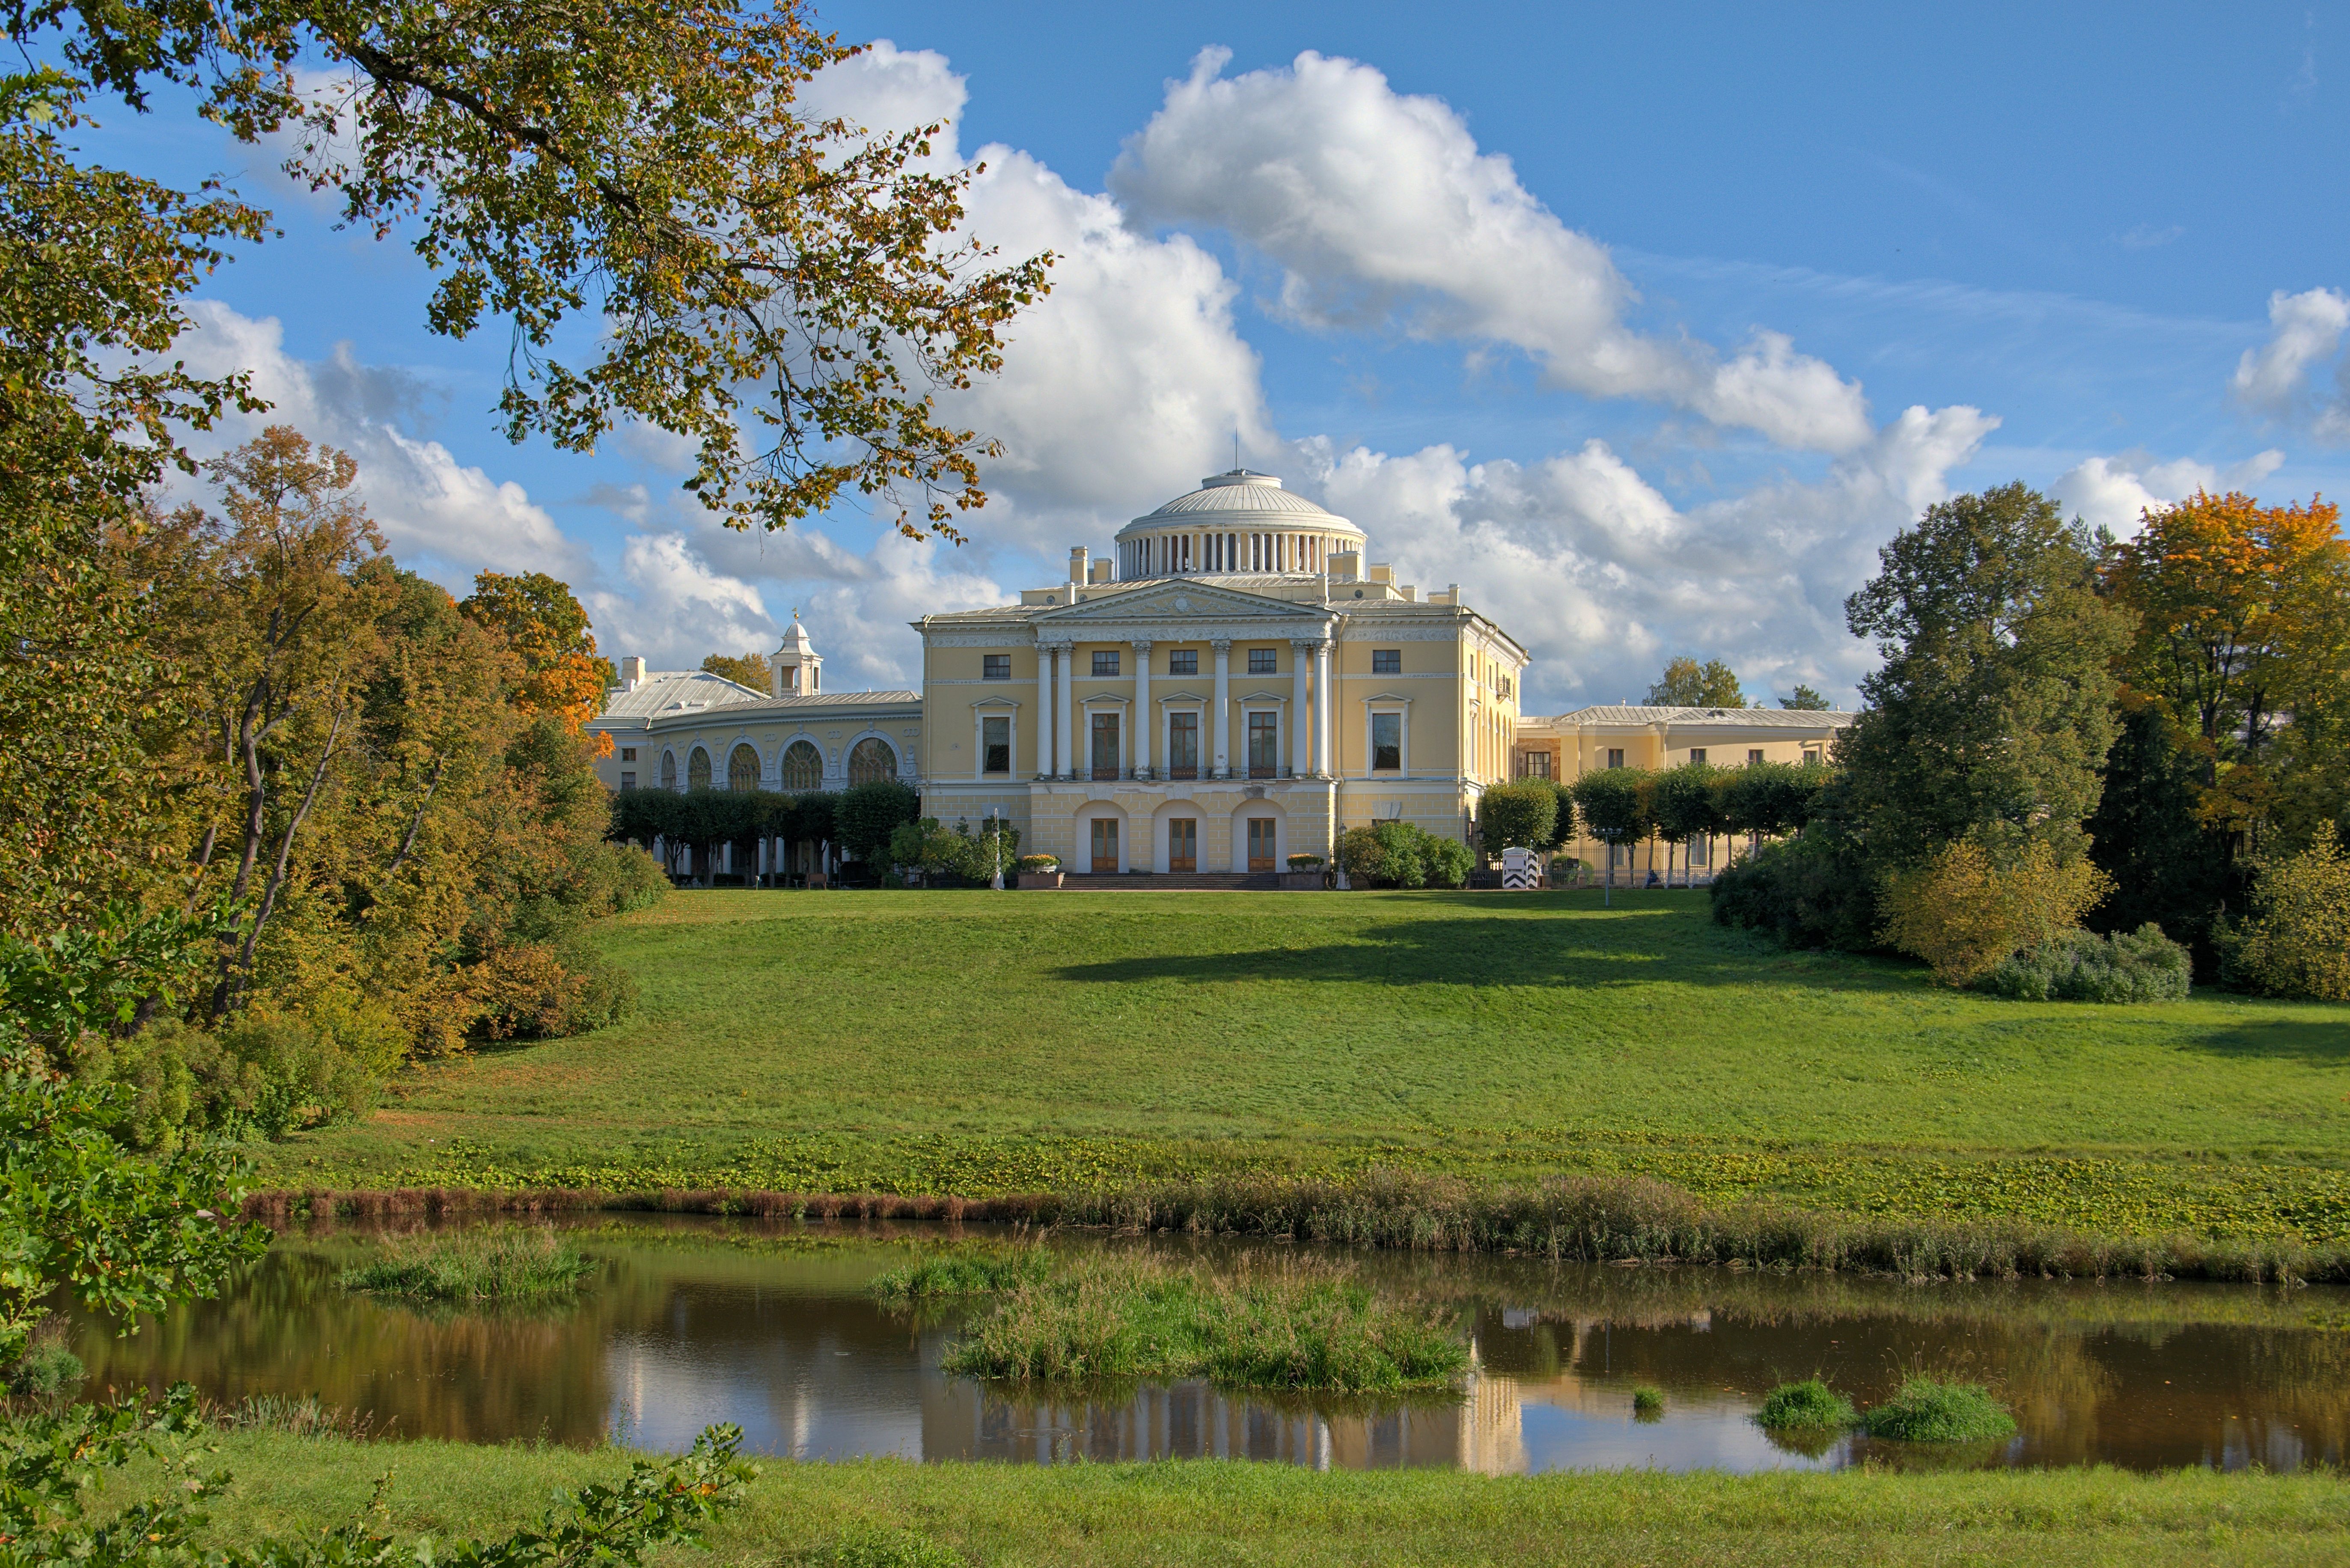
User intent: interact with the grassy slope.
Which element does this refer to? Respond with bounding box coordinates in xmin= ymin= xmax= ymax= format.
xmin=135 ymin=1432 xmax=2350 ymax=1567
xmin=262 ymin=890 xmax=2350 ymax=1240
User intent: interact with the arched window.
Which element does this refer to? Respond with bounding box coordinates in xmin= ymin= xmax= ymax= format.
xmin=659 ymin=750 xmax=677 ymax=790
xmin=687 ymin=747 xmax=712 ymax=790
xmin=729 ymin=744 xmax=761 ymax=792
xmin=781 ymin=740 xmax=824 ymax=791
xmin=847 ymin=737 xmax=897 ymax=785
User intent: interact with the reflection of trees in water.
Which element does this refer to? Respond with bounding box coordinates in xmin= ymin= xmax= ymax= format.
xmin=56 ymin=1220 xmax=2350 ymax=1471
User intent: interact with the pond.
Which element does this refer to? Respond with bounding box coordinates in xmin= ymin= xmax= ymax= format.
xmin=63 ymin=1216 xmax=2350 ymax=1474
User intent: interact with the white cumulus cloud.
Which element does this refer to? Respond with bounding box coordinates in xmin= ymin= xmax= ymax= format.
xmin=1297 ymin=404 xmax=1998 ymax=712
xmin=2051 ymin=449 xmax=2288 ymax=536
xmin=1110 ymin=49 xmax=1873 ymax=453
xmin=2231 ymin=286 xmax=2350 ymax=420
xmin=167 ymin=302 xmax=586 ymax=583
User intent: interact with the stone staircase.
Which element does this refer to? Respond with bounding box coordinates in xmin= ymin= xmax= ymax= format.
xmin=1060 ymin=872 xmax=1284 ymax=891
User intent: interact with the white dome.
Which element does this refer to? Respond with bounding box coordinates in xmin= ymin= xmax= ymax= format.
xmin=1111 ymin=471 xmax=1365 ymax=580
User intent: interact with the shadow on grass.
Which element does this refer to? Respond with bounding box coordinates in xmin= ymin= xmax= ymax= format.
xmin=2189 ymin=1018 xmax=2350 ymax=1066
xmin=1050 ymin=913 xmax=1919 ymax=995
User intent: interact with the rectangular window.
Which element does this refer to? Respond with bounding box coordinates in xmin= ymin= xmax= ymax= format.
xmin=619 ymin=772 xmax=636 ymax=790
xmin=1092 ymin=649 xmax=1121 ymax=677
xmin=1803 ymin=746 xmax=1823 ymax=765
xmin=982 ymin=716 xmax=1010 ymax=775
xmin=1517 ymin=752 xmax=1550 ymax=779
xmin=1371 ymin=712 xmax=1401 ymax=771
xmin=1090 ymin=816 xmax=1119 ymax=875
xmin=1248 ymin=647 xmax=1277 ymax=674
xmin=1247 ymin=711 xmax=1280 ymax=777
xmin=1372 ymin=649 xmax=1401 ymax=674
xmin=983 ymin=654 xmax=1011 ymax=680
xmin=1689 ymin=748 xmax=1707 ymax=765
xmin=1091 ymin=713 xmax=1121 ymax=780
xmin=1168 ymin=648 xmax=1198 ymax=675
xmin=1689 ymin=836 xmax=1712 ymax=867
xmin=1168 ymin=712 xmax=1199 ymax=780
xmin=1607 ymin=747 xmax=1625 ymax=769
xmin=620 ymin=747 xmax=638 ymax=762
xmin=1168 ymin=817 xmax=1197 ymax=873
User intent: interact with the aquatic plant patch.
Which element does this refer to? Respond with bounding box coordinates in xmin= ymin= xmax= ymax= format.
xmin=868 ymin=1247 xmax=1050 ymax=1300
xmin=1858 ymin=1377 xmax=2018 ymax=1443
xmin=923 ymin=1250 xmax=1468 ymax=1394
xmin=1755 ymin=1378 xmax=1857 ymax=1432
xmin=338 ymin=1225 xmax=594 ymax=1302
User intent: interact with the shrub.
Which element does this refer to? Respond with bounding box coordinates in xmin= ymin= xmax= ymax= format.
xmin=1708 ymin=831 xmax=1879 ymax=951
xmin=1755 ymin=1378 xmax=1856 ymax=1431
xmin=1017 ymin=854 xmax=1059 ymax=873
xmin=464 ymin=940 xmax=637 ymax=1041
xmin=1857 ymin=1376 xmax=2016 ymax=1443
xmin=5 ymin=1342 xmax=84 ymax=1397
xmin=1286 ymin=854 xmax=1323 ymax=870
xmin=1878 ymin=836 xmax=2112 ymax=985
xmin=339 ymin=1225 xmax=594 ymax=1301
xmin=597 ymin=841 xmax=673 ymax=912
xmin=1424 ymin=836 xmax=1472 ymax=889
xmin=2220 ymin=839 xmax=2350 ymax=1000
xmin=1980 ymin=923 xmax=2191 ymax=1003
xmin=78 ymin=1011 xmax=391 ymax=1148
xmin=1630 ymin=1385 xmax=1663 ymax=1419
xmin=1478 ymin=780 xmax=1557 ymax=853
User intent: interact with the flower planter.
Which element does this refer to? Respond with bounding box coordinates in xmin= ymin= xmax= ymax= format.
xmin=1017 ymin=871 xmax=1065 ymax=890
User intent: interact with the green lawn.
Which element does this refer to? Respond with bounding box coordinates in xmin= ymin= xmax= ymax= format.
xmin=262 ymin=890 xmax=2350 ymax=1241
xmin=119 ymin=1431 xmax=2350 ymax=1567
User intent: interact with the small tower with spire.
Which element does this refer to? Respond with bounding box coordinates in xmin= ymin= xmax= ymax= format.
xmin=770 ymin=610 xmax=821 ymax=697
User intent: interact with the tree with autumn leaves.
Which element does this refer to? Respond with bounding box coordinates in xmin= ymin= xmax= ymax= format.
xmin=2095 ymin=489 xmax=2350 ymax=986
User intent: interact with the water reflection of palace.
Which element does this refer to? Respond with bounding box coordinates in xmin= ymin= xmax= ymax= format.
xmin=72 ymin=1232 xmax=2350 ymax=1477
xmin=918 ymin=1372 xmax=1527 ymax=1473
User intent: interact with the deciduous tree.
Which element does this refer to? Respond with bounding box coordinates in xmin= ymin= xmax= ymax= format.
xmin=1646 ymin=656 xmax=1745 ymax=708
xmin=2101 ymin=488 xmax=2350 ymax=856
xmin=1838 ymin=483 xmax=2131 ymax=873
xmin=701 ymin=651 xmax=774 ymax=692
xmin=12 ymin=0 xmax=1051 ymax=536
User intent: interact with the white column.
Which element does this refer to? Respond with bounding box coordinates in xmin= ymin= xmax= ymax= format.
xmin=1055 ymin=643 xmax=1074 ymax=779
xmin=1313 ymin=640 xmax=1332 ymax=777
xmin=1291 ymin=640 xmax=1312 ymax=777
xmin=1035 ymin=635 xmax=1053 ymax=777
xmin=1133 ymin=640 xmax=1152 ymax=777
xmin=1211 ymin=639 xmax=1232 ymax=779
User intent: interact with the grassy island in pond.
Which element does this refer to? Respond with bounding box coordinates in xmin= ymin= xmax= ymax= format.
xmin=260 ymin=890 xmax=2350 ymax=1247
xmin=906 ymin=1248 xmax=1467 ymax=1393
xmin=338 ymin=1226 xmax=593 ymax=1301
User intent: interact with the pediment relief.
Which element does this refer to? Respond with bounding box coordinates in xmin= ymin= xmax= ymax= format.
xmin=1036 ymin=583 xmax=1329 ymax=626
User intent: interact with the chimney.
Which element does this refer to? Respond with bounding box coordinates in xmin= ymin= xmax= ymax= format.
xmin=1069 ymin=546 xmax=1089 ymax=589
xmin=619 ymin=656 xmax=646 ymax=690
xmin=1090 ymin=559 xmax=1113 ymax=584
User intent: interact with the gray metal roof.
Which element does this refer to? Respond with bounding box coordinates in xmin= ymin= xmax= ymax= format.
xmin=597 ymin=668 xmax=764 ymax=720
xmin=1546 ymin=705 xmax=1858 ymax=728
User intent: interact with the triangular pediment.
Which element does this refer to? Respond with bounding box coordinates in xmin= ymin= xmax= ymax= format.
xmin=1035 ymin=581 xmax=1324 ymax=625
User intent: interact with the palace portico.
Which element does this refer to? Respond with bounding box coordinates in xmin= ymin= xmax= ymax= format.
xmin=916 ymin=470 xmax=1528 ymax=875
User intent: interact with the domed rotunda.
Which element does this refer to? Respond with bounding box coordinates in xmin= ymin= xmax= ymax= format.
xmin=1113 ymin=470 xmax=1367 ymax=580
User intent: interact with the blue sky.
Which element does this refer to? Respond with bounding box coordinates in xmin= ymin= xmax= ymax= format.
xmin=83 ymin=2 xmax=2350 ymax=708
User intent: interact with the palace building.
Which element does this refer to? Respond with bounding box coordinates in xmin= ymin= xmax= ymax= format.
xmin=589 ymin=468 xmax=1852 ymax=878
